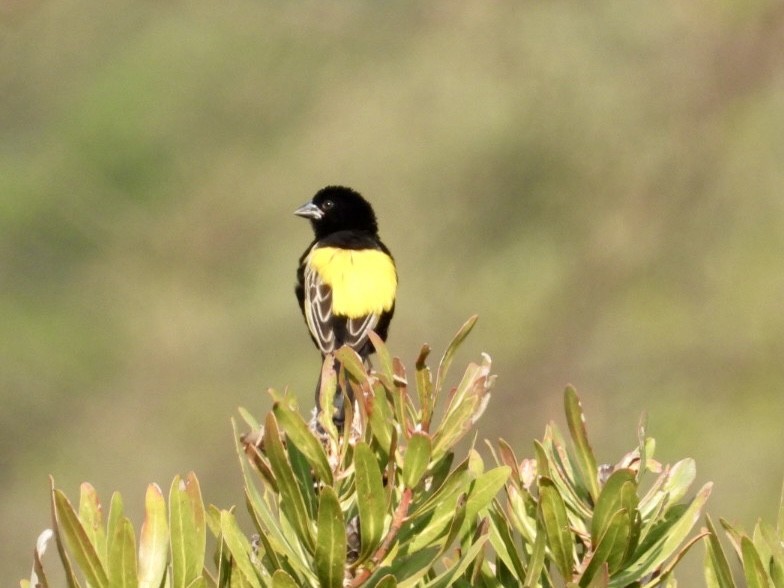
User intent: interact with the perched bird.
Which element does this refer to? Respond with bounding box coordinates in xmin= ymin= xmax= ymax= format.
xmin=295 ymin=186 xmax=397 ymax=426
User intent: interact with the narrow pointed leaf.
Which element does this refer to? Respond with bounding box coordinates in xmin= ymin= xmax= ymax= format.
xmin=539 ymin=477 xmax=574 ymax=580
xmin=315 ymin=486 xmax=346 ymax=588
xmin=719 ymin=518 xmax=744 ymax=559
xmin=704 ymin=515 xmax=736 ymax=588
xmin=273 ymin=401 xmax=333 ymax=485
xmin=435 ymin=315 xmax=478 ymax=397
xmin=220 ymin=510 xmax=261 ymax=588
xmin=590 ymin=469 xmax=637 ymax=544
xmin=415 ymin=344 xmax=433 ymax=428
xmin=232 ymin=423 xmax=316 ymax=583
xmin=368 ymin=330 xmax=394 ymax=389
xmin=612 ymin=482 xmax=712 ymax=585
xmin=78 ymin=483 xmax=107 ymax=567
xmin=271 ymin=570 xmax=299 ymax=588
xmin=741 ymin=536 xmax=771 ymax=588
xmin=264 ymin=412 xmax=314 ymax=553
xmin=170 ymin=473 xmax=205 ymax=588
xmin=107 ymin=517 xmax=138 ymax=588
xmin=54 ymin=489 xmax=109 ymax=588
xmin=422 ymin=534 xmax=489 ymax=588
xmin=564 ymin=386 xmax=600 ymax=502
xmin=106 ymin=492 xmax=124 ymax=555
xmin=440 ymin=493 xmax=469 ymax=552
xmin=318 ymin=358 xmax=339 ymax=439
xmin=758 ymin=521 xmax=784 ymax=585
xmin=487 ymin=504 xmax=525 ymax=582
xmin=335 ymin=345 xmax=369 ymax=383
xmin=366 ymin=380 xmax=394 ymax=451
xmin=584 ymin=563 xmax=609 ymax=588
xmin=354 ymin=442 xmax=387 ymax=560
xmin=581 ymin=508 xmax=632 ymax=584
xmin=409 ymin=492 xmax=467 ymax=552
xmin=459 ymin=466 xmax=511 ymax=539
xmin=49 ymin=478 xmax=80 ymax=588
xmin=523 ymin=531 xmax=547 ymax=588
xmin=374 ymin=575 xmax=398 ymax=588
xmin=778 ymin=480 xmax=784 ymax=541
xmin=403 ymin=432 xmax=432 ymax=489
xmin=662 ymin=459 xmax=696 ymax=505
xmin=138 ymin=483 xmax=169 ymax=588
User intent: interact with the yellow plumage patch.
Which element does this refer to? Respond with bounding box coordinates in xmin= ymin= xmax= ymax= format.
xmin=308 ymin=246 xmax=396 ymax=318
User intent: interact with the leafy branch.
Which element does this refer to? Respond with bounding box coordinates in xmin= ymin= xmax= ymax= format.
xmin=21 ymin=316 xmax=774 ymax=587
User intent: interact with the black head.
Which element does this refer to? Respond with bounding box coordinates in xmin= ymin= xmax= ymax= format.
xmin=294 ymin=186 xmax=378 ymax=239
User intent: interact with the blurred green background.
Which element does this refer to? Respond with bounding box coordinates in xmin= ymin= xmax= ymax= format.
xmin=3 ymin=0 xmax=784 ymax=582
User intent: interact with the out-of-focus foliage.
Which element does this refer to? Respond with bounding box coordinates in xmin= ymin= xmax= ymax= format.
xmin=703 ymin=485 xmax=784 ymax=588
xmin=3 ymin=1 xmax=784 ymax=583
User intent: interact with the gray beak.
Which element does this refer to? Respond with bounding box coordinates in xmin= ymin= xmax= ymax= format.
xmin=294 ymin=201 xmax=323 ymax=220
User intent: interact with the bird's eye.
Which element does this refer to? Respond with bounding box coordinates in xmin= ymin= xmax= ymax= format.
xmin=321 ymin=199 xmax=334 ymax=210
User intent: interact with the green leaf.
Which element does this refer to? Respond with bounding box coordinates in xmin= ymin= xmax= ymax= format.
xmin=778 ymin=480 xmax=784 ymax=541
xmin=237 ymin=406 xmax=261 ymax=431
xmin=590 ymin=469 xmax=638 ymax=548
xmin=264 ymin=411 xmax=315 ymax=553
xmin=719 ymin=517 xmax=744 ymax=560
xmin=78 ymin=483 xmax=107 ymax=567
xmin=354 ymin=442 xmax=387 ymax=561
xmin=53 ymin=489 xmax=109 ymax=588
xmin=368 ymin=330 xmax=395 ymax=390
xmin=107 ymin=517 xmax=138 ymax=588
xmin=271 ymin=570 xmax=299 ymax=588
xmin=367 ymin=380 xmax=395 ymax=451
xmin=372 ymin=546 xmax=441 ymax=586
xmin=432 ymin=356 xmax=492 ymax=460
xmin=612 ymin=482 xmax=712 ymax=586
xmin=374 ymin=575 xmax=399 ymax=588
xmin=138 ymin=483 xmax=169 ymax=588
xmin=49 ymin=480 xmax=81 ymax=588
xmin=563 ymin=385 xmax=600 ymax=502
xmin=408 ymin=491 xmax=466 ymax=552
xmin=758 ymin=520 xmax=784 ymax=586
xmin=169 ymin=472 xmax=206 ymax=588
xmin=220 ymin=510 xmax=261 ymax=588
xmin=459 ymin=467 xmax=511 ymax=539
xmin=523 ymin=531 xmax=547 ymax=588
xmin=539 ymin=477 xmax=574 ymax=580
xmin=415 ymin=344 xmax=434 ymax=428
xmin=287 ymin=440 xmax=319 ymax=520
xmin=583 ymin=563 xmax=609 ymax=588
xmin=662 ymin=459 xmax=697 ymax=505
xmin=335 ymin=345 xmax=370 ymax=383
xmin=486 ymin=503 xmax=525 ymax=583
xmin=315 ymin=486 xmax=347 ymax=588
xmin=704 ymin=515 xmax=736 ymax=588
xmin=233 ymin=424 xmax=317 ymax=584
xmin=434 ymin=315 xmax=478 ymax=397
xmin=403 ymin=432 xmax=432 ymax=489
xmin=741 ymin=535 xmax=771 ymax=588
xmin=106 ymin=492 xmax=124 ymax=555
xmin=273 ymin=401 xmax=333 ymax=486
xmin=581 ymin=508 xmax=632 ymax=585
xmin=407 ymin=456 xmax=470 ymax=520
xmin=422 ymin=533 xmax=489 ymax=588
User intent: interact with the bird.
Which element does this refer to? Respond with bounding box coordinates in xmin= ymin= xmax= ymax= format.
xmin=294 ymin=186 xmax=397 ymax=427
